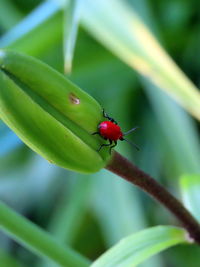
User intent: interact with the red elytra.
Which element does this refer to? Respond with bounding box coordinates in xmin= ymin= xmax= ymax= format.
xmin=98 ymin=121 xmax=123 ymax=141
xmin=92 ymin=109 xmax=139 ymax=154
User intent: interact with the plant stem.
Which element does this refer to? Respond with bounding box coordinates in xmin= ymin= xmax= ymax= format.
xmin=106 ymin=152 xmax=200 ymax=244
xmin=0 ymin=202 xmax=90 ymax=267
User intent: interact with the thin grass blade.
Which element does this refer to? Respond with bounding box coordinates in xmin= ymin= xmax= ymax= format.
xmin=0 ymin=201 xmax=90 ymax=267
xmin=81 ymin=0 xmax=200 ymax=121
xmin=64 ymin=0 xmax=82 ymax=73
xmin=91 ymin=226 xmax=189 ymax=267
xmin=180 ymin=174 xmax=200 ymax=222
xmin=0 ymin=1 xmax=62 ymax=56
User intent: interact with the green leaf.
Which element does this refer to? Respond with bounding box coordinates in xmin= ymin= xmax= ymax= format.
xmin=42 ymin=174 xmax=93 ymax=267
xmin=81 ymin=0 xmax=200 ymax=121
xmin=0 ymin=2 xmax=62 ymax=56
xmin=64 ymin=0 xmax=82 ymax=73
xmin=91 ymin=226 xmax=189 ymax=267
xmin=143 ymin=80 xmax=200 ymax=176
xmin=0 ymin=248 xmax=25 ymax=267
xmin=0 ymin=0 xmax=22 ymax=31
xmin=0 ymin=201 xmax=90 ymax=267
xmin=47 ymin=174 xmax=93 ymax=244
xmin=92 ymin=170 xmax=146 ymax=246
xmin=0 ymin=50 xmax=111 ymax=173
xmin=180 ymin=174 xmax=200 ymax=222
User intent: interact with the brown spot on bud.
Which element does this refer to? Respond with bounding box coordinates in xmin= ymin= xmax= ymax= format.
xmin=69 ymin=93 xmax=80 ymax=105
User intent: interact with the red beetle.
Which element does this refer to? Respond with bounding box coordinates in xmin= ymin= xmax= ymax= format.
xmin=93 ymin=109 xmax=139 ymax=153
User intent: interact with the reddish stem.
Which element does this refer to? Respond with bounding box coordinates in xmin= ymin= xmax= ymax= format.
xmin=106 ymin=151 xmax=200 ymax=244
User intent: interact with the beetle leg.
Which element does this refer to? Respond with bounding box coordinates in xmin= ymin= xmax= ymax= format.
xmin=110 ymin=118 xmax=118 ymax=124
xmin=109 ymin=140 xmax=117 ymax=154
xmin=97 ymin=139 xmax=112 ymax=152
xmin=102 ymin=109 xmax=118 ymax=124
xmin=92 ymin=132 xmax=100 ymax=135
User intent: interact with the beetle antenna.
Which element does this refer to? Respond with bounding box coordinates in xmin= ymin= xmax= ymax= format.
xmin=123 ymin=138 xmax=140 ymax=151
xmin=123 ymin=126 xmax=139 ymax=136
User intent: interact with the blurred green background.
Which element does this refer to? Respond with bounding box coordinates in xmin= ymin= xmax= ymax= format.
xmin=0 ymin=0 xmax=200 ymax=266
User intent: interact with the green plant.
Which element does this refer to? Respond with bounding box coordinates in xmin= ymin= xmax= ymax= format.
xmin=0 ymin=0 xmax=200 ymax=266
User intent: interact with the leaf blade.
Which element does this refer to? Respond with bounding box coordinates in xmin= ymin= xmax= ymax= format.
xmin=0 ymin=201 xmax=90 ymax=267
xmin=91 ymin=226 xmax=188 ymax=267
xmin=81 ymin=0 xmax=200 ymax=121
xmin=180 ymin=174 xmax=200 ymax=222
xmin=64 ymin=0 xmax=82 ymax=73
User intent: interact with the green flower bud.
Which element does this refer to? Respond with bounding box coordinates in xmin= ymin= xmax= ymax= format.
xmin=0 ymin=50 xmax=111 ymax=173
